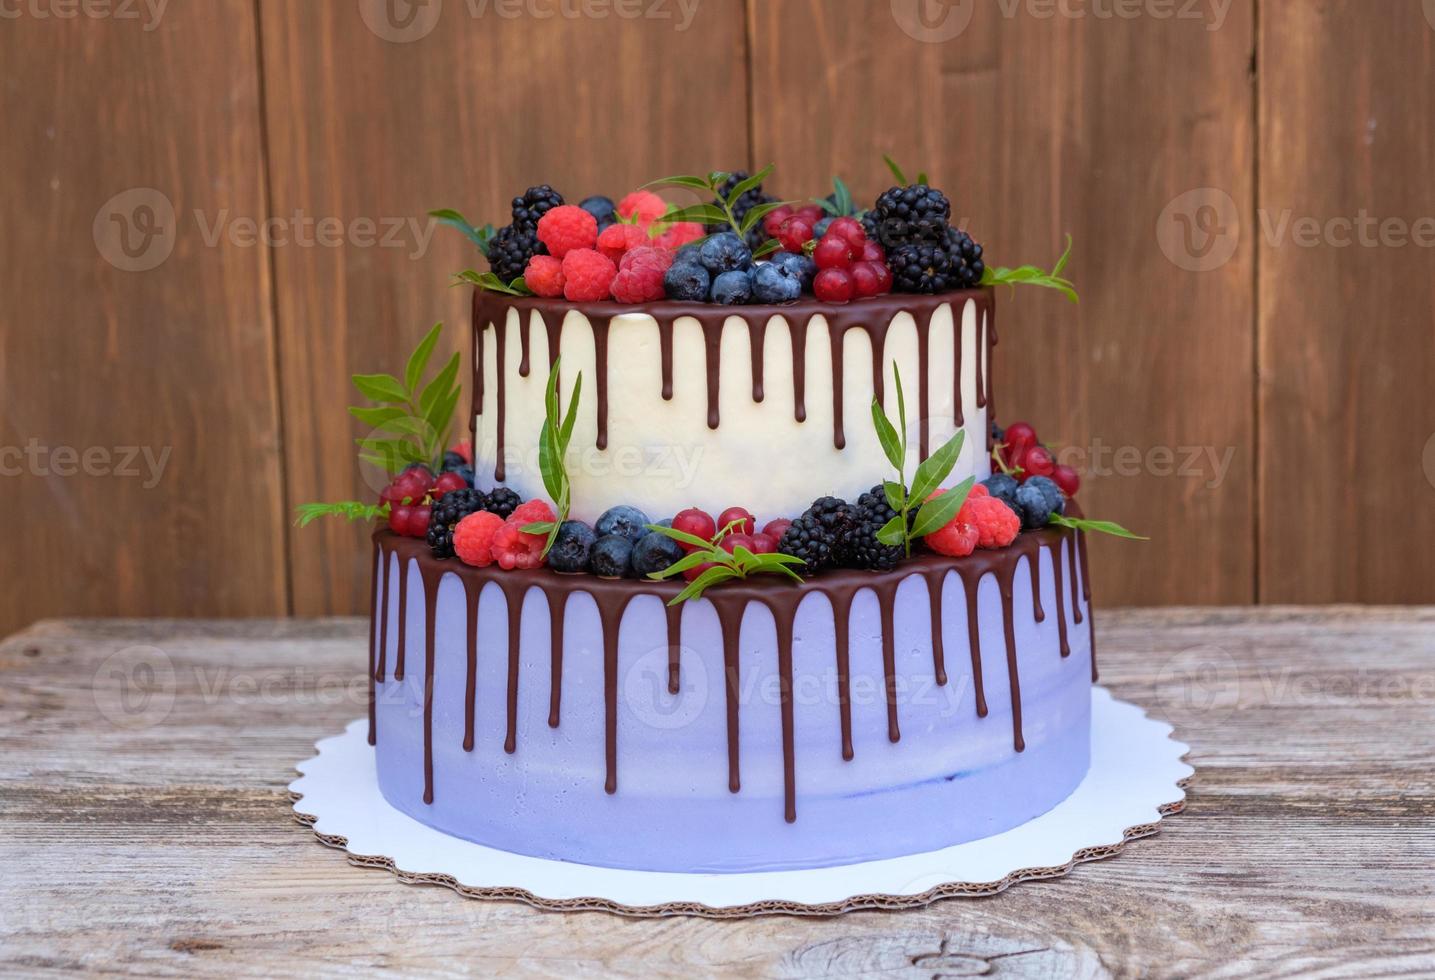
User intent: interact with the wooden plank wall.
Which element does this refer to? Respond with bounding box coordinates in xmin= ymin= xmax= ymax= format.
xmin=1 ymin=0 xmax=1431 ymax=636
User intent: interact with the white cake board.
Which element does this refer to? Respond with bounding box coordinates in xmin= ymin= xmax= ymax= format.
xmin=290 ymin=687 xmax=1191 ymax=916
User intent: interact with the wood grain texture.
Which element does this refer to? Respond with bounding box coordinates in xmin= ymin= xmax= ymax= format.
xmin=748 ymin=0 xmax=1257 ymax=605
xmin=257 ymin=0 xmax=751 ymax=616
xmin=1258 ymin=1 xmax=1435 ymax=602
xmin=0 ymin=4 xmax=288 ymax=637
xmin=2 ymin=610 xmax=1433 ymax=977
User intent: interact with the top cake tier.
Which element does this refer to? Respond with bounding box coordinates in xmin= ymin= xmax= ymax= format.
xmin=471 ymin=288 xmax=996 ymax=523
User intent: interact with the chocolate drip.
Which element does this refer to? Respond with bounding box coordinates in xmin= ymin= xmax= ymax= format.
xmin=831 ymin=591 xmax=855 ymax=761
xmin=985 ymin=302 xmax=997 ymax=452
xmin=367 ymin=542 xmax=379 ymax=745
xmin=592 ymin=316 xmax=612 ymax=450
xmin=542 ymin=584 xmax=566 ymax=728
xmin=703 ymin=317 xmax=724 ymax=429
xmin=517 ymin=313 xmax=532 ymax=377
xmin=472 ymin=292 xmax=485 ymax=418
xmin=916 ymin=307 xmax=933 ymax=460
xmin=373 ymin=510 xmax=1082 ymax=819
xmin=952 ymin=309 xmax=965 ymax=428
xmin=1052 ymin=540 xmax=1071 ymax=658
xmin=463 ymin=576 xmax=480 ymax=751
xmin=543 ymin=313 xmax=563 ymax=379
xmin=1077 ymin=530 xmax=1096 ymax=681
xmin=665 ymin=602 xmax=682 ymax=695
xmin=749 ymin=318 xmax=767 ymax=402
xmin=789 ymin=317 xmax=808 ymax=422
xmin=394 ymin=555 xmax=409 ymax=681
xmin=658 ymin=318 xmax=674 ymax=401
xmin=501 ymin=581 xmax=524 ymax=754
xmin=974 ymin=312 xmax=987 ymax=410
xmin=1068 ymin=528 xmax=1083 ymax=626
xmin=492 ymin=315 xmax=508 ymax=482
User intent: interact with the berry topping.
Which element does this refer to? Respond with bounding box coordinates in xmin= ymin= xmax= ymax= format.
xmin=596 ymin=222 xmax=648 ymax=263
xmin=849 ymin=261 xmax=884 ymax=299
xmin=610 ymin=246 xmax=673 ymax=303
xmin=870 ymin=184 xmax=951 ymax=247
xmin=826 ymin=216 xmax=867 ymax=250
xmin=491 ymin=501 xmax=555 ymax=570
xmin=618 ymin=190 xmax=669 ymax=226
xmin=588 ymin=534 xmax=634 ymax=578
xmin=770 ymin=251 xmax=817 ymax=291
xmin=487 ymin=223 xmax=544 ymax=283
xmin=652 ymin=221 xmax=704 ymax=252
xmin=510 ymin=185 xmax=564 ymax=229
xmin=924 ymin=501 xmax=979 ymax=558
xmin=813 ymin=267 xmax=854 ymax=303
xmin=548 ymin=520 xmax=597 ymax=574
xmin=711 ymin=269 xmax=753 ymax=305
xmin=631 ymin=528 xmax=685 ymax=576
xmin=751 ymin=261 xmax=803 ymax=304
xmin=1052 ymin=464 xmax=1081 ymax=497
xmin=1003 ymin=421 xmax=1037 ymax=453
xmin=536 ymin=204 xmax=598 ymax=259
xmin=708 ymin=170 xmax=777 ymax=250
xmin=663 ymin=260 xmax=711 ymax=302
xmin=388 ymin=504 xmax=415 ymax=537
xmin=508 ymin=498 xmax=556 ymax=527
xmin=560 ymin=248 xmax=618 ymax=302
xmin=407 ymin=504 xmax=432 ymax=539
xmin=813 ymin=235 xmax=854 ymax=270
xmin=431 ymin=470 xmax=468 ymax=499
xmin=981 ymin=473 xmax=1021 ymax=508
xmin=698 ymin=232 xmax=753 ymax=275
xmin=762 ymin=517 xmax=793 ymax=542
xmin=972 ymin=493 xmax=1022 ymax=545
xmin=776 ymin=216 xmax=814 ymax=254
xmin=716 ymin=506 xmax=756 ymax=536
xmin=1013 ymin=475 xmax=1065 ymax=530
xmin=720 ymin=533 xmax=757 ymax=555
xmin=1020 ymin=444 xmax=1056 ymax=480
xmin=762 ymin=205 xmax=794 ymax=236
xmin=484 ymin=487 xmax=522 ymax=520
xmin=523 ymin=254 xmax=566 ymax=297
xmin=453 ymin=510 xmax=504 ymax=567
xmin=426 ymin=487 xmax=487 ymax=558
xmin=672 ymin=507 xmax=716 ymax=547
xmin=579 ymin=195 xmax=617 ymax=229
xmin=595 ymin=504 xmax=652 ymax=543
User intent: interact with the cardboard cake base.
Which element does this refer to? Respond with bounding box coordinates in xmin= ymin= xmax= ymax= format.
xmin=289 ymin=687 xmax=1191 ymax=916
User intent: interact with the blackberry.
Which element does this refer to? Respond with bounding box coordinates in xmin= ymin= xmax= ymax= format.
xmin=487 ymin=223 xmax=544 ymax=282
xmin=708 ymin=170 xmax=777 ymax=251
xmin=843 ymin=515 xmax=904 ymax=572
xmin=870 ymin=184 xmax=951 ymax=247
xmin=510 ymin=184 xmax=563 ymax=229
xmin=889 ymin=237 xmax=957 ymax=294
xmin=777 ymin=513 xmax=833 ymax=574
xmin=427 ymin=488 xmax=488 ymax=559
xmin=945 ymin=227 xmax=985 ymax=288
xmin=856 ymin=484 xmax=900 ymax=529
xmin=484 ymin=487 xmax=522 ymax=520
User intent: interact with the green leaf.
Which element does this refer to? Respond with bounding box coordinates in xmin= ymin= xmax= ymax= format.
xmin=405 ymin=322 xmax=443 ymax=392
xmin=739 ymin=200 xmax=792 ymax=235
xmin=910 ymin=429 xmax=966 ymax=502
xmin=883 ymin=480 xmax=906 ymax=513
xmin=645 ymin=522 xmax=713 ymax=551
xmin=1050 ymin=514 xmax=1148 ymax=540
xmin=451 ymin=269 xmax=530 ymax=296
xmin=911 ymin=477 xmax=974 ymax=539
xmin=892 ymin=362 xmax=908 ymax=453
xmin=832 ymin=176 xmax=854 ymax=215
xmin=752 ymin=239 xmax=782 ymax=260
xmin=419 ymin=351 xmax=461 ymax=417
xmin=883 ymin=154 xmax=908 ymax=185
xmin=643 ymin=174 xmax=717 ymax=193
xmin=815 ymin=197 xmax=840 ymax=216
xmin=523 ymin=521 xmax=556 ymax=536
xmin=648 ymin=549 xmax=716 ymax=580
xmin=558 ymin=373 xmax=582 ymax=450
xmin=670 ymin=564 xmax=740 ymax=606
xmin=981 ymin=236 xmax=1079 ymax=303
xmin=293 ymin=501 xmax=389 ymax=528
xmin=876 ymin=516 xmax=906 ymax=547
xmin=871 ymin=397 xmax=904 ymax=471
xmin=428 ymin=209 xmax=495 ymax=255
xmin=916 ymin=170 xmax=929 ymax=186
xmin=654 ymin=203 xmax=730 ymax=226
xmin=352 ymin=372 xmax=408 ymax=404
xmin=725 ymin=164 xmax=773 ymax=206
xmin=348 ymin=405 xmax=409 ymax=429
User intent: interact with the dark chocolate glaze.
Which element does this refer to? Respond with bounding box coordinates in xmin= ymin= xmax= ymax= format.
xmin=665 ymin=602 xmax=682 ymax=695
xmin=394 ymin=554 xmax=409 ymax=681
xmin=371 ymin=518 xmax=1087 ymax=823
xmin=367 ymin=541 xmax=379 ymax=746
xmin=470 ymin=289 xmax=996 ymax=468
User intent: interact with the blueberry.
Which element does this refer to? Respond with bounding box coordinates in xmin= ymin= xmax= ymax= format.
xmin=630 ymin=528 xmax=684 ymax=576
xmin=1013 ymin=483 xmax=1056 ymax=530
xmin=1024 ymin=475 xmax=1066 ymax=517
xmin=548 ymin=520 xmax=597 ymax=573
xmin=981 ymin=473 xmax=1020 ymax=508
xmin=588 ymin=534 xmax=634 ymax=578
xmin=711 ymin=269 xmax=753 ymax=305
xmin=449 ymin=464 xmax=475 ymax=488
xmin=441 ymin=451 xmax=467 ymax=472
xmin=752 ymin=261 xmax=803 ymax=304
xmin=771 ymin=250 xmax=817 ymax=291
xmin=579 ymin=195 xmax=616 ymax=227
xmin=813 ymin=216 xmax=835 ymax=238
xmin=675 ymin=243 xmax=703 ymax=265
xmin=595 ymin=504 xmax=651 ymax=543
xmin=698 ymin=232 xmax=752 ymax=275
xmin=664 ymin=261 xmax=710 ymax=302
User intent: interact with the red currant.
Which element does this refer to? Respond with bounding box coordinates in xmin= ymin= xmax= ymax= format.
xmin=682 ymin=560 xmax=717 ymax=582
xmin=1021 ymin=445 xmax=1056 ymax=480
xmin=407 ymin=504 xmax=432 ymax=537
xmin=749 ymin=533 xmax=778 ymax=554
xmin=717 ymin=506 xmax=756 ymax=536
xmin=1052 ymin=464 xmax=1081 ymax=497
xmin=762 ymin=205 xmax=794 ymax=236
xmin=720 ymin=533 xmax=757 ymax=555
xmin=1004 ymin=422 xmax=1037 ymax=454
xmin=776 ymin=217 xmax=813 ymax=254
xmin=431 ymin=471 xmax=467 ymax=499
xmin=871 ymin=261 xmax=893 ymax=294
xmin=859 ymin=240 xmax=885 ymax=263
xmin=827 ymin=216 xmax=866 ymax=249
xmin=762 ymin=518 xmax=792 ymax=541
xmin=388 ymin=504 xmax=413 ymax=536
xmin=814 ymin=268 xmax=854 ymax=303
xmin=672 ymin=507 xmax=717 ymax=549
xmin=850 ymin=261 xmax=882 ymax=298
xmin=797 ymin=205 xmax=825 ymax=224
xmin=813 ymin=235 xmax=853 ymax=270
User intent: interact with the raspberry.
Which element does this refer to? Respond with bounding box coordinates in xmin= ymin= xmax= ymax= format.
xmin=491 ymin=519 xmax=549 ymax=570
xmin=508 ymin=498 xmax=556 ymax=527
xmin=453 ymin=511 xmax=504 ymax=566
xmin=926 ymin=510 xmax=979 ymax=558
xmin=652 ymin=221 xmax=703 ymax=251
xmin=969 ymin=495 xmax=1020 ymax=549
xmin=596 ymin=222 xmax=647 ymax=263
xmin=611 ymin=246 xmax=673 ymax=303
xmin=617 ymin=190 xmax=668 ymax=226
xmin=535 ymin=205 xmax=597 ymax=259
xmin=524 ymin=254 xmax=565 ymax=297
xmin=560 ymin=248 xmax=617 ymax=302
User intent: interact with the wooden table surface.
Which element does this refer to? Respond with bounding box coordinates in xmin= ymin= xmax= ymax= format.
xmin=2 ymin=609 xmax=1432 ymax=978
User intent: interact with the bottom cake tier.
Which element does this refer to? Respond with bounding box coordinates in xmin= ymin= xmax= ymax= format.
xmin=366 ymin=527 xmax=1096 ymax=874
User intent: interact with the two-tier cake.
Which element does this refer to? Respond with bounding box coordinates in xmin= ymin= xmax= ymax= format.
xmin=314 ymin=167 xmax=1113 ymax=874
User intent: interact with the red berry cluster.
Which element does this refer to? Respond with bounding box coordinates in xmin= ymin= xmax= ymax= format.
xmin=811 ymin=217 xmax=892 ymax=303
xmin=671 ymin=506 xmax=789 ymax=581
xmin=379 ymin=463 xmax=473 ymax=538
xmin=761 ymin=203 xmax=827 ymax=253
xmin=996 ymin=421 xmax=1081 ymax=496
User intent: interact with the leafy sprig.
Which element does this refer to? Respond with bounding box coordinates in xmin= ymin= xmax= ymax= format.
xmin=815 ymin=176 xmax=861 ymax=217
xmin=1050 ymin=514 xmax=1147 ymax=540
xmin=643 ymin=165 xmax=787 ymax=255
xmin=429 ymin=208 xmax=496 ymax=256
xmin=520 ymin=359 xmax=582 ymax=557
xmin=452 ymin=268 xmax=533 ymax=296
xmin=643 ymin=521 xmax=805 ymax=606
xmin=293 ymin=501 xmax=390 ymax=528
xmin=883 ymin=155 xmax=929 ymax=187
xmin=871 ymin=364 xmax=974 ymax=555
xmin=349 ymin=322 xmax=462 ymax=474
xmin=982 ymin=235 xmax=1079 ymax=304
